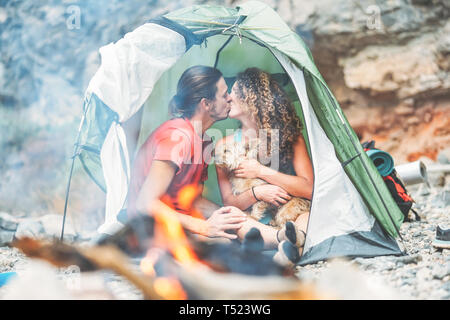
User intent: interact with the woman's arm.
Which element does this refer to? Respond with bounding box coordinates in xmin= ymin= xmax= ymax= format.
xmin=215 ymin=138 xmax=293 ymax=208
xmin=215 ymin=137 xmax=257 ymax=210
xmin=235 ymin=135 xmax=314 ymax=200
xmin=216 ymin=164 xmax=258 ymax=210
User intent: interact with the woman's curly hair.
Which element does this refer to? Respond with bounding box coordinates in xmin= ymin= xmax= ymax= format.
xmin=234 ymin=68 xmax=303 ymax=172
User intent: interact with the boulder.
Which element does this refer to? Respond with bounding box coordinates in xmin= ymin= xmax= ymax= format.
xmin=0 ymin=229 xmax=15 ymax=246
xmin=39 ymin=214 xmax=77 ymax=242
xmin=0 ymin=212 xmax=19 ymax=231
xmin=11 ymin=214 xmax=78 ymax=242
xmin=15 ymin=219 xmax=45 ymax=240
xmin=340 ymin=34 xmax=449 ymax=99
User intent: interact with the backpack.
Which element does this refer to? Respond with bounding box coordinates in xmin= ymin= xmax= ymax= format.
xmin=362 ymin=140 xmax=421 ymax=222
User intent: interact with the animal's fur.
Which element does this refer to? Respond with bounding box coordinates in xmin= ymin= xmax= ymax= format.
xmin=215 ymin=138 xmax=310 ymax=228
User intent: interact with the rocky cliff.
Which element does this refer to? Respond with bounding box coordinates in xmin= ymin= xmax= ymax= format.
xmin=246 ymin=0 xmax=450 ymax=163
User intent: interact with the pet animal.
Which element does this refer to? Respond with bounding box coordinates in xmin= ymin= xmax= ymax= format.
xmin=215 ymin=137 xmax=310 ymax=228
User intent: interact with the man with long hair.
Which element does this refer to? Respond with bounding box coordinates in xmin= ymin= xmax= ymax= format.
xmin=127 ymin=65 xmax=247 ymax=240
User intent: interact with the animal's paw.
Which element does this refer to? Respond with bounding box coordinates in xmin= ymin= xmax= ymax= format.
xmin=250 ymin=201 xmax=269 ymax=221
xmin=250 ymin=210 xmax=264 ymax=221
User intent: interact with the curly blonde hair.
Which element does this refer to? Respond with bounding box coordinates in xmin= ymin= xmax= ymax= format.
xmin=234 ymin=68 xmax=303 ymax=172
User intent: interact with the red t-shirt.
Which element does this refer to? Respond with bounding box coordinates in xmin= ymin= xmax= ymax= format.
xmin=127 ymin=118 xmax=210 ymax=216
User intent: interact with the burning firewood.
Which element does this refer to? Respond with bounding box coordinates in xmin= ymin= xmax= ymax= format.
xmin=11 ymin=237 xmax=164 ymax=300
xmin=11 ymin=237 xmax=97 ymax=271
xmin=12 ymin=237 xmax=326 ymax=300
xmin=96 ymin=214 xmax=155 ymax=256
xmin=11 ymin=204 xmax=328 ymax=300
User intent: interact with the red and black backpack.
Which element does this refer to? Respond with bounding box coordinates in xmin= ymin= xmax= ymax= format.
xmin=362 ymin=140 xmax=421 ymax=222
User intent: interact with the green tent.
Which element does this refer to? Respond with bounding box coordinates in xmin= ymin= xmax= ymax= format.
xmin=74 ymin=1 xmax=403 ymax=264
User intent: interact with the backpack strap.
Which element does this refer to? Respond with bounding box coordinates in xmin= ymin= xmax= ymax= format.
xmin=341 ymin=152 xmax=361 ymax=168
xmin=361 ymin=140 xmax=376 ymax=150
xmin=410 ymin=208 xmax=421 ymax=221
xmin=383 ymin=175 xmax=414 ymax=202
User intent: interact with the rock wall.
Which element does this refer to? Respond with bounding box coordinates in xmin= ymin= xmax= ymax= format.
xmin=241 ymin=0 xmax=450 ymax=163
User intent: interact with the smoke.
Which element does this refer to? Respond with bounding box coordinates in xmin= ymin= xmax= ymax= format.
xmin=0 ymin=0 xmax=198 ymax=232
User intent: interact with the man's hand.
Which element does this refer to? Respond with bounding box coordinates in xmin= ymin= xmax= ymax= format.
xmin=204 ymin=206 xmax=247 ymax=239
xmin=253 ymin=184 xmax=291 ymax=207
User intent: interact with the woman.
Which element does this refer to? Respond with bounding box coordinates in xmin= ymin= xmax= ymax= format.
xmin=215 ymin=68 xmax=314 ymax=262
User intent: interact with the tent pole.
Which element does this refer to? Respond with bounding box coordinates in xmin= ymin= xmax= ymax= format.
xmin=60 ymin=151 xmax=77 ymax=241
xmin=60 ymin=97 xmax=90 ymax=241
xmin=214 ymin=35 xmax=233 ymax=68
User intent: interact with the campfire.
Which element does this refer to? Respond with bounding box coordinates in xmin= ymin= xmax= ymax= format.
xmin=11 ymin=185 xmax=325 ymax=300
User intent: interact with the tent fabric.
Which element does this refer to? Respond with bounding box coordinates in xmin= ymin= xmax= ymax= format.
xmin=303 ymin=73 xmax=404 ymax=238
xmin=97 ymin=121 xmax=130 ymax=234
xmin=87 ymin=23 xmax=186 ymax=120
xmin=165 ymin=1 xmax=323 ymax=85
xmin=299 ymin=221 xmax=401 ymax=266
xmin=78 ymin=93 xmax=118 ymax=192
xmin=272 ymin=49 xmax=376 ymax=251
xmin=78 ymin=1 xmax=403 ymax=263
xmin=86 ymin=23 xmax=186 ymax=233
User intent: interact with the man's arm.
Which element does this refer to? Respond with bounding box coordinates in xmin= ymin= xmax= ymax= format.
xmin=135 ymin=160 xmax=247 ymax=239
xmin=135 ymin=160 xmax=208 ymax=235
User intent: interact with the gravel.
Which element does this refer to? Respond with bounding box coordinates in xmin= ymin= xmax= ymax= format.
xmin=295 ymin=175 xmax=450 ymax=300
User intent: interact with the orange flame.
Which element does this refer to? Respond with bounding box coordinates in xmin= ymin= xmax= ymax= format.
xmin=177 ymin=184 xmax=205 ymax=219
xmin=140 ymin=256 xmax=156 ymax=277
xmin=177 ymin=184 xmax=200 ymax=211
xmin=140 ymin=184 xmax=207 ymax=299
xmin=154 ymin=277 xmax=187 ymax=300
xmin=140 ymin=248 xmax=162 ymax=277
xmin=152 ymin=199 xmax=200 ymax=267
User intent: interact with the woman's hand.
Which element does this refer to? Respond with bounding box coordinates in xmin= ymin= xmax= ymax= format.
xmin=234 ymin=159 xmax=264 ymax=179
xmin=204 ymin=206 xmax=247 ymax=239
xmin=253 ymin=184 xmax=291 ymax=206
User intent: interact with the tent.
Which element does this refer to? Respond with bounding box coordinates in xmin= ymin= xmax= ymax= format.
xmin=70 ymin=1 xmax=404 ymax=265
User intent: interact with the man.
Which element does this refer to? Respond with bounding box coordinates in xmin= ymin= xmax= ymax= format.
xmin=127 ymin=65 xmax=247 ymax=240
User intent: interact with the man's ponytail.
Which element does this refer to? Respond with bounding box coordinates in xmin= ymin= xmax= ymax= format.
xmin=169 ymin=65 xmax=223 ymax=118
